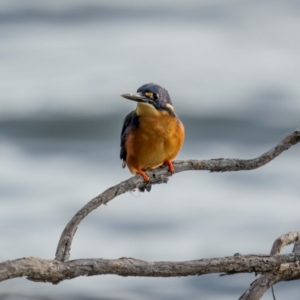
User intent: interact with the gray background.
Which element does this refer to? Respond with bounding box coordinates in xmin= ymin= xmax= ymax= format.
xmin=0 ymin=1 xmax=300 ymax=299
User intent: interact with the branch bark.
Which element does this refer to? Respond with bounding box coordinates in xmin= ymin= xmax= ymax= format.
xmin=1 ymin=129 xmax=300 ymax=300
xmin=239 ymin=232 xmax=300 ymax=300
xmin=55 ymin=129 xmax=300 ymax=262
xmin=1 ymin=253 xmax=300 ymax=285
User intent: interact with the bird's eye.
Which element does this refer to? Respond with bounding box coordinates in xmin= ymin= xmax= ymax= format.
xmin=144 ymin=92 xmax=159 ymax=100
xmin=144 ymin=92 xmax=153 ymax=99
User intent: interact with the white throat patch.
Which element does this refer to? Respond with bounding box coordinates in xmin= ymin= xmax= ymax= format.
xmin=136 ymin=102 xmax=159 ymax=116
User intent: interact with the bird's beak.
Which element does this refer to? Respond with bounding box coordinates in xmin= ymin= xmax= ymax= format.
xmin=121 ymin=92 xmax=149 ymax=103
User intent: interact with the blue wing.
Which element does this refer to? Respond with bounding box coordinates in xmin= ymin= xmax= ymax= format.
xmin=120 ymin=110 xmax=139 ymax=167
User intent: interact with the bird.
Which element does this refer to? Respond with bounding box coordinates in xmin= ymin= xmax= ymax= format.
xmin=120 ymin=83 xmax=185 ymax=184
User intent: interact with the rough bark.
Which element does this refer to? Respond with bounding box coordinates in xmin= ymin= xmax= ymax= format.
xmin=271 ymin=232 xmax=300 ymax=255
xmin=239 ymin=232 xmax=300 ymax=300
xmin=1 ymin=129 xmax=300 ymax=300
xmin=0 ymin=253 xmax=299 ymax=285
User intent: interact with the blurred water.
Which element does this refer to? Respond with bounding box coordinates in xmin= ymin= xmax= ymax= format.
xmin=0 ymin=1 xmax=300 ymax=300
xmin=1 ymin=1 xmax=300 ymax=119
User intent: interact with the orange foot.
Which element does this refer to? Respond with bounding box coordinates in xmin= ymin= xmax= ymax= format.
xmin=136 ymin=168 xmax=150 ymax=182
xmin=164 ymin=160 xmax=175 ymax=174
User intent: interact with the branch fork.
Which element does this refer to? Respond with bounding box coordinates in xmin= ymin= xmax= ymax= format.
xmin=1 ymin=129 xmax=300 ymax=300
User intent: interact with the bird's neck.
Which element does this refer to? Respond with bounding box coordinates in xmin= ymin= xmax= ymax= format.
xmin=136 ymin=103 xmax=159 ymax=117
xmin=136 ymin=102 xmax=175 ymax=117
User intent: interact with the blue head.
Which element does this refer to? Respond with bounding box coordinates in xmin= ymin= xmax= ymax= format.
xmin=121 ymin=83 xmax=175 ymax=114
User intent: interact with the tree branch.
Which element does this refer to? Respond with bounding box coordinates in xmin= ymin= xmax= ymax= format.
xmin=240 ymin=231 xmax=300 ymax=300
xmin=1 ymin=252 xmax=300 ymax=285
xmin=55 ymin=129 xmax=300 ymax=262
xmin=1 ymin=231 xmax=299 ymax=300
xmin=1 ymin=129 xmax=300 ymax=299
xmin=271 ymin=232 xmax=300 ymax=255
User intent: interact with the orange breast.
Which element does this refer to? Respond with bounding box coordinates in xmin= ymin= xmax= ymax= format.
xmin=125 ymin=113 xmax=184 ymax=174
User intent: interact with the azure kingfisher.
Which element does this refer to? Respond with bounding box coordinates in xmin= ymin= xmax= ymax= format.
xmin=120 ymin=83 xmax=185 ymax=182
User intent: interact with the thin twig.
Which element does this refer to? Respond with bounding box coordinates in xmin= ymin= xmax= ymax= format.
xmin=271 ymin=286 xmax=277 ymax=300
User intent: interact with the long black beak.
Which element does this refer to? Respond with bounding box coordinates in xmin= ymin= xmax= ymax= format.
xmin=121 ymin=92 xmax=149 ymax=103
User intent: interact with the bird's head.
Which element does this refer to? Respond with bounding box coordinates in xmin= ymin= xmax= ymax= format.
xmin=121 ymin=83 xmax=175 ymax=116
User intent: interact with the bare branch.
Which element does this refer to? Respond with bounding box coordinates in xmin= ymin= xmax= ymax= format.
xmin=271 ymin=232 xmax=300 ymax=255
xmin=2 ymin=129 xmax=300 ymax=299
xmin=240 ymin=231 xmax=300 ymax=300
xmin=239 ymin=275 xmax=280 ymax=300
xmin=0 ymin=253 xmax=299 ymax=285
xmin=293 ymin=241 xmax=300 ymax=254
xmin=55 ymin=129 xmax=300 ymax=262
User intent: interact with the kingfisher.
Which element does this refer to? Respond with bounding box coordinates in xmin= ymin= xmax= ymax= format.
xmin=120 ymin=83 xmax=185 ymax=183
